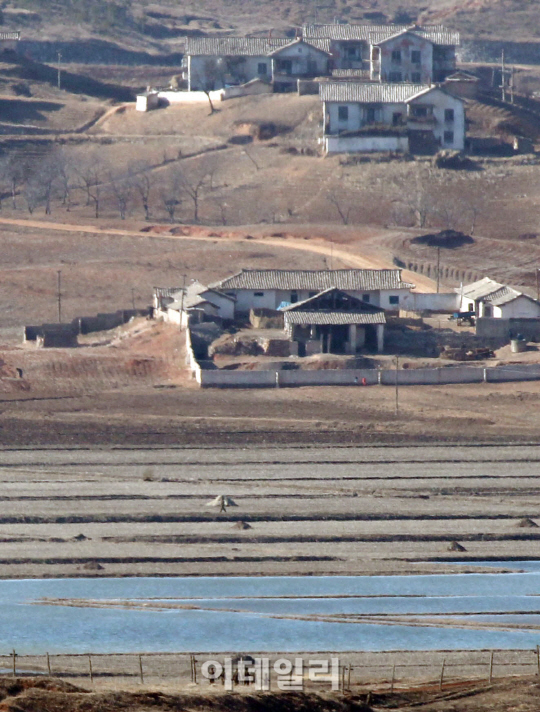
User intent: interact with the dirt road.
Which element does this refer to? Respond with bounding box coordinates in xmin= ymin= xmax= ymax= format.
xmin=0 ymin=217 xmax=435 ymax=292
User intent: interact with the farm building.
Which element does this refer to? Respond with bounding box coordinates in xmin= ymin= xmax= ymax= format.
xmin=458 ymin=278 xmax=540 ymax=319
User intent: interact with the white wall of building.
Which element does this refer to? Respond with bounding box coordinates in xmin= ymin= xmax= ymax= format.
xmin=325 ymin=134 xmax=408 ymax=153
xmin=272 ymin=43 xmax=329 ymax=76
xmin=409 ymin=88 xmax=465 ymax=150
xmin=376 ymin=34 xmax=433 ymax=83
xmin=326 ymin=100 xmax=405 ymax=134
xmin=494 ymin=297 xmax=540 ymax=319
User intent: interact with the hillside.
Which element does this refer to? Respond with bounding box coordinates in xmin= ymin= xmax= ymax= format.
xmin=4 ymin=0 xmax=540 ymax=62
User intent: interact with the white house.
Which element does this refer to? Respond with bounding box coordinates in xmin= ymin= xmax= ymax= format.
xmin=210 ymin=268 xmax=415 ymax=315
xmin=155 ymin=282 xmax=236 ymax=326
xmin=183 ymin=37 xmax=331 ymax=93
xmin=458 ymin=278 xmax=540 ymax=318
xmin=302 ymin=23 xmax=459 ymax=82
xmin=320 ymin=82 xmax=465 ymax=153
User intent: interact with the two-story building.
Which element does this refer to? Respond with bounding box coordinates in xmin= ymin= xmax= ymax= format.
xmin=184 ymin=37 xmax=331 ymax=92
xmin=320 ymin=82 xmax=465 ymax=153
xmin=302 ymin=23 xmax=459 ymax=82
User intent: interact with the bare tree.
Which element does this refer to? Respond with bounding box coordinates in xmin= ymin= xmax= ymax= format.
xmin=181 ymin=165 xmax=216 ymax=223
xmin=159 ymin=168 xmax=183 ymax=223
xmin=55 ymin=150 xmax=75 ymax=210
xmin=74 ymin=154 xmax=107 ymax=218
xmin=2 ymin=152 xmax=31 ymax=209
xmin=109 ymin=171 xmax=133 ymax=220
xmin=35 ymin=155 xmax=62 ymax=215
xmin=328 ymin=192 xmax=351 ymax=225
xmin=129 ymin=161 xmax=154 ymax=221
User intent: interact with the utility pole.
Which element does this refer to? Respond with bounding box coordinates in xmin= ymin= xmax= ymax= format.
xmin=436 ymin=246 xmax=441 ymax=294
xmin=501 ymin=50 xmax=506 ymax=102
xmin=131 ymin=288 xmax=136 ymax=310
xmin=57 ymin=51 xmax=62 ymax=91
xmin=179 ymin=273 xmax=187 ymax=329
xmin=536 ymin=268 xmax=540 ymax=302
xmin=57 ymin=270 xmax=62 ymax=323
xmin=510 ymin=66 xmax=515 ymax=104
xmin=395 ymin=354 xmax=399 ymax=416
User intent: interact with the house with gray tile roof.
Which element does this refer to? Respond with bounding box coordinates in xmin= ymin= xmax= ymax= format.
xmin=321 ymin=81 xmax=465 ymax=154
xmin=211 ymin=268 xmax=414 ymax=315
xmin=184 ymin=36 xmax=331 ymax=92
xmin=303 ymin=23 xmax=459 ymax=82
xmin=457 ymin=278 xmax=540 ymax=319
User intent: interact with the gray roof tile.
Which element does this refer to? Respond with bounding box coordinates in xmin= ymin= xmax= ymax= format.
xmin=184 ymin=37 xmax=330 ymax=57
xmin=320 ymin=81 xmax=431 ymax=103
xmin=303 ymin=23 xmax=459 ymax=46
xmin=284 ymin=311 xmax=386 ymax=325
xmin=213 ymin=269 xmax=413 ymax=291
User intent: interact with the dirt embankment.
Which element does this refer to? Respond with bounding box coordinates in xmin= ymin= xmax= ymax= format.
xmin=0 ymin=676 xmax=539 ymax=712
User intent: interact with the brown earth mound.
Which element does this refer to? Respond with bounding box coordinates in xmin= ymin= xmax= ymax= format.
xmin=233 ymin=521 xmax=252 ymax=530
xmin=411 ymin=230 xmax=474 ymax=250
xmin=0 ymin=684 xmax=371 ymax=712
xmin=448 ymin=540 xmax=467 ymax=551
xmin=517 ymin=517 xmax=539 ymax=528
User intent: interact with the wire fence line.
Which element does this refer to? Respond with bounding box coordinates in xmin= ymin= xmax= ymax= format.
xmin=1 ymin=648 xmax=540 ymax=691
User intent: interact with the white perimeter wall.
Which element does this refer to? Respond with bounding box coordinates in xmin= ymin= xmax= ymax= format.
xmin=325 ymin=134 xmax=409 ymax=154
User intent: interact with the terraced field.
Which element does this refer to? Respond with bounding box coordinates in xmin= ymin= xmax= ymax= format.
xmin=0 ymin=444 xmax=539 ymax=579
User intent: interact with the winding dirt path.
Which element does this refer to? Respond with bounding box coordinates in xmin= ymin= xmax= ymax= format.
xmin=0 ymin=216 xmax=435 ymax=292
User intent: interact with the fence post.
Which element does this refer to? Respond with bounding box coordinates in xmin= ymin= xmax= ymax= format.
xmin=12 ymin=650 xmax=16 ymax=677
xmin=390 ymin=664 xmax=395 ymax=693
xmin=139 ymin=655 xmax=144 ymax=685
xmin=88 ymin=654 xmax=94 ymax=684
xmin=347 ymin=664 xmax=351 ymax=691
xmin=193 ymin=656 xmax=197 ymax=685
xmin=439 ymin=658 xmax=446 ymax=691
xmin=489 ymin=651 xmax=494 ymax=682
xmin=46 ymin=652 xmax=51 ymax=676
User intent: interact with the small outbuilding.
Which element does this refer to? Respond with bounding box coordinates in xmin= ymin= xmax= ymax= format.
xmin=281 ymin=287 xmax=386 ymax=355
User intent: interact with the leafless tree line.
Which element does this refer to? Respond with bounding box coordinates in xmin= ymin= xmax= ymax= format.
xmin=0 ymin=148 xmax=218 ymax=223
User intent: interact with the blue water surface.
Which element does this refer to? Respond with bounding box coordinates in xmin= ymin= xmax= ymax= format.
xmin=1 ymin=572 xmax=540 ymax=654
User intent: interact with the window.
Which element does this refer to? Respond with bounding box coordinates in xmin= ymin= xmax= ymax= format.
xmin=413 ymin=106 xmax=428 ymax=117
xmin=445 ymin=108 xmax=455 ymax=122
xmin=362 ymin=294 xmax=370 ymax=303
xmin=411 ymin=72 xmax=421 ymax=83
xmin=468 ymin=303 xmax=474 ymax=312
xmin=290 ymin=291 xmax=298 ymax=303
xmin=346 ymin=46 xmax=358 ymax=58
xmin=254 ymin=291 xmax=265 ymax=297
xmin=391 ymin=50 xmax=401 ymax=63
xmin=411 ymin=50 xmax=421 ymax=64
xmin=392 ymin=112 xmax=403 ymax=126
xmin=338 ymin=105 xmax=349 ymax=122
xmin=389 ymin=295 xmax=399 ymax=306
xmin=388 ymin=71 xmax=402 ymax=82
xmin=257 ymin=62 xmax=267 ymax=75
xmin=309 ymin=291 xmax=317 ymax=298
xmin=444 ymin=130 xmax=454 ymax=145
xmin=366 ymin=107 xmax=376 ymax=124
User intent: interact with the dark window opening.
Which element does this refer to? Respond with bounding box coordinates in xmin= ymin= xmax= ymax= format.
xmin=254 ymin=291 xmax=265 ymax=297
xmin=290 ymin=291 xmax=299 ymax=303
xmin=362 ymin=294 xmax=370 ymax=302
xmin=257 ymin=63 xmax=267 ymax=75
xmin=338 ymin=105 xmax=349 ymax=121
xmin=445 ymin=108 xmax=455 ymax=122
xmin=391 ymin=50 xmax=401 ymax=63
xmin=444 ymin=130 xmax=454 ymax=144
xmin=366 ymin=107 xmax=376 ymax=123
xmin=388 ymin=71 xmax=402 ymax=82
xmin=389 ymin=295 xmax=399 ymax=306
xmin=411 ymin=50 xmax=421 ymax=64
xmin=392 ymin=112 xmax=403 ymax=126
